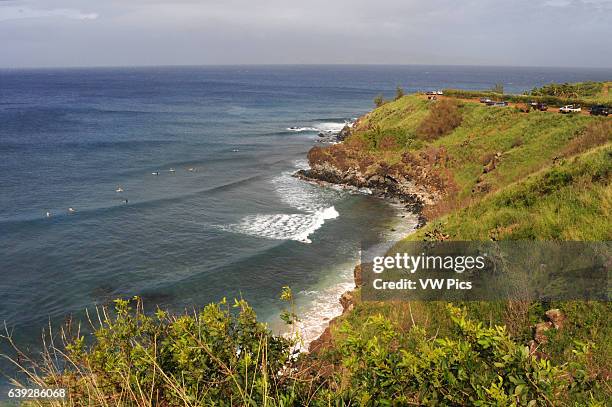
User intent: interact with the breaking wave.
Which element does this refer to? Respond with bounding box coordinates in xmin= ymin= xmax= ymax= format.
xmin=219 ymin=161 xmax=342 ymax=243
xmin=286 ymin=120 xmax=352 ymax=134
xmin=219 ymin=206 xmax=338 ymax=244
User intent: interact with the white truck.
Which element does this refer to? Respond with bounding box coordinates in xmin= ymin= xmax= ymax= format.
xmin=559 ymin=105 xmax=581 ymax=114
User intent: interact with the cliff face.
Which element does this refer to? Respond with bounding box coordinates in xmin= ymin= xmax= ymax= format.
xmin=295 ymin=161 xmax=435 ymax=213
xmin=295 ymin=142 xmax=449 ymax=216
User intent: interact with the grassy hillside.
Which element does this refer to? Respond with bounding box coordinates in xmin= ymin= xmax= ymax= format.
xmin=305 ymin=90 xmax=611 ymax=404
xmin=318 ymin=93 xmax=611 ymax=219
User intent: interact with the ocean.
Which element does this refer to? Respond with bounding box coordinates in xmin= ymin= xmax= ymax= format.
xmin=0 ymin=65 xmax=610 ymax=385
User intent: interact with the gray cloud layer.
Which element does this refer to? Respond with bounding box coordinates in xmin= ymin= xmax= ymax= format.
xmin=1 ymin=0 xmax=611 ymax=67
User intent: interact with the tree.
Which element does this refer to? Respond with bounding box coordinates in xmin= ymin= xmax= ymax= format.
xmin=492 ymin=82 xmax=504 ymax=94
xmin=374 ymin=93 xmax=385 ymax=107
xmin=394 ymin=86 xmax=405 ymax=100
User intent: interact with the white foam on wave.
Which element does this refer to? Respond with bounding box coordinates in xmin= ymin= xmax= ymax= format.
xmin=286 ymin=120 xmax=352 ymax=134
xmin=286 ymin=126 xmax=318 ymax=132
xmin=293 ymin=260 xmax=356 ymax=346
xmin=219 ymin=162 xmax=343 ymax=244
xmin=315 ymin=121 xmax=348 ymax=133
xmin=221 ymin=206 xmax=338 ymax=244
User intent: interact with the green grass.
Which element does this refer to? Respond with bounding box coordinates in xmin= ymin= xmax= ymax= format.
xmin=409 ymin=145 xmax=611 ymax=241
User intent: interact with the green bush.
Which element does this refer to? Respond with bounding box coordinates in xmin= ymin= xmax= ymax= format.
xmin=5 ymin=296 xmax=307 ymax=406
xmin=4 ymin=297 xmax=606 ymax=406
xmin=332 ymin=304 xmax=602 ymax=406
xmin=374 ymin=94 xmax=385 ymax=108
xmin=395 ymin=86 xmax=405 ymax=101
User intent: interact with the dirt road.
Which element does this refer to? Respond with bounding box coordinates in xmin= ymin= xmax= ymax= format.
xmin=419 ymin=94 xmax=605 ymax=117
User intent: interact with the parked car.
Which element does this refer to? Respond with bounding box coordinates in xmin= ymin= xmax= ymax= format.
xmin=488 ymin=101 xmax=508 ymax=107
xmin=589 ymin=105 xmax=609 ymax=116
xmin=435 ymin=90 xmax=444 ymax=95
xmin=480 ymin=97 xmax=492 ymax=103
xmin=559 ymin=105 xmax=581 ymax=114
xmin=529 ymin=102 xmax=548 ymax=111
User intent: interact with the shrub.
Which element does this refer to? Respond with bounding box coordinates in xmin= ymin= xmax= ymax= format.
xmin=374 ymin=94 xmax=385 ymax=107
xmin=2 ymin=297 xmax=306 ymax=406
xmin=491 ymin=82 xmax=504 ymax=94
xmin=2 ymin=299 xmax=604 ymax=406
xmin=333 ymin=304 xmax=600 ymax=405
xmin=394 ymin=86 xmax=405 ymax=101
xmin=378 ymin=135 xmax=399 ymax=151
xmin=416 ymin=99 xmax=463 ymax=141
xmin=530 ymin=82 xmax=603 ymax=99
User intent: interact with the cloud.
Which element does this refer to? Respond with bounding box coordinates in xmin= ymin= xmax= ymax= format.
xmin=0 ymin=0 xmax=610 ymax=67
xmin=544 ymin=0 xmax=612 ymax=7
xmin=0 ymin=6 xmax=98 ymax=22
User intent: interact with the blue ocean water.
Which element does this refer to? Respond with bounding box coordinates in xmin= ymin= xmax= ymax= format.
xmin=0 ymin=65 xmax=610 ymax=384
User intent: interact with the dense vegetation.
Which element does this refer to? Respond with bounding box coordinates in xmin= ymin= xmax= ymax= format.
xmin=529 ymin=82 xmax=611 ymax=103
xmin=5 ymin=297 xmax=608 ymax=406
xmin=441 ymin=81 xmax=611 ymax=109
xmin=4 ymin=83 xmax=611 ymax=406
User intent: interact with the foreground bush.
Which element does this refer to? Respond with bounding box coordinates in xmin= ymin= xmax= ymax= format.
xmin=330 ymin=305 xmax=604 ymax=406
xmin=3 ymin=297 xmax=606 ymax=406
xmin=3 ymin=296 xmax=311 ymax=406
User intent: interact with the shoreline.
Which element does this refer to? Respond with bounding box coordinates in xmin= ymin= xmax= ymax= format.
xmin=292 ymin=133 xmax=427 ymax=352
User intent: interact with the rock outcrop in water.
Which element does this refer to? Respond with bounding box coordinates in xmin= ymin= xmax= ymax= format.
xmin=295 ymin=164 xmax=431 ymax=215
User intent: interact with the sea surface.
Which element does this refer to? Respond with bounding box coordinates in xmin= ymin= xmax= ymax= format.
xmin=0 ymin=65 xmax=610 ymax=388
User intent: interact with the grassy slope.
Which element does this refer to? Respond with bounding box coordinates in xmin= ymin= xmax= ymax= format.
xmin=353 ymin=95 xmax=610 ymax=200
xmin=410 ymin=145 xmax=611 ymax=241
xmin=321 ymin=93 xmax=612 ymax=401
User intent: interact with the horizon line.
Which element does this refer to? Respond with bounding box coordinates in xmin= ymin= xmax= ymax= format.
xmin=1 ymin=62 xmax=612 ymax=71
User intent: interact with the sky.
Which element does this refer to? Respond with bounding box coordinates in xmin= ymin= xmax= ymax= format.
xmin=1 ymin=0 xmax=611 ymax=68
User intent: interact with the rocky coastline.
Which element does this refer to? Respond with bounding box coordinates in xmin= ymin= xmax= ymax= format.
xmin=294 ymin=166 xmax=428 ymax=222
xmin=295 ymin=125 xmax=432 ymax=353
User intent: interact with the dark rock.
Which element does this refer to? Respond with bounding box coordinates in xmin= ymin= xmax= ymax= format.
xmin=415 ymin=214 xmax=427 ymax=229
xmin=293 ymin=162 xmax=428 ymax=215
xmin=337 ymin=124 xmax=352 ymax=141
xmin=309 ymin=326 xmax=332 ymax=353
